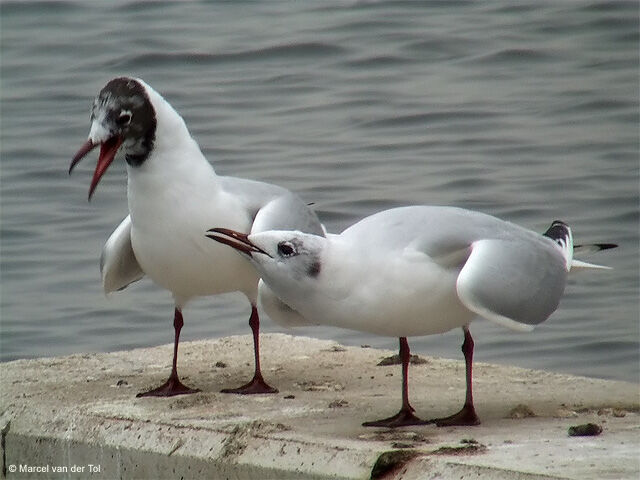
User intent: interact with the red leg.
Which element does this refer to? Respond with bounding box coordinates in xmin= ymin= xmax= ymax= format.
xmin=432 ymin=326 xmax=480 ymax=426
xmin=363 ymin=337 xmax=428 ymax=427
xmin=137 ymin=308 xmax=200 ymax=397
xmin=221 ymin=305 xmax=278 ymax=394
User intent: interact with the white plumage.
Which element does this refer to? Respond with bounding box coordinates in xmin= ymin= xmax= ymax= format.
xmin=71 ymin=77 xmax=324 ymax=396
xmin=208 ymin=205 xmax=614 ymax=426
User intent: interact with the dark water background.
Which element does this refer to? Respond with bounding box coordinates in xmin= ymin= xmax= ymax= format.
xmin=1 ymin=1 xmax=638 ymax=382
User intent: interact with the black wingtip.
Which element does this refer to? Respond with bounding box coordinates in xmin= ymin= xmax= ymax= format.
xmin=574 ymin=243 xmax=618 ymax=251
xmin=594 ymin=243 xmax=618 ymax=251
xmin=543 ymin=220 xmax=571 ymax=242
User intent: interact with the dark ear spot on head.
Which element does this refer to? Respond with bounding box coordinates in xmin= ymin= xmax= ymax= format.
xmin=307 ymin=260 xmax=321 ymax=278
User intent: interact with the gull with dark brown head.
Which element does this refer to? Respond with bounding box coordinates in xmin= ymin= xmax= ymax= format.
xmin=70 ymin=77 xmax=324 ymax=397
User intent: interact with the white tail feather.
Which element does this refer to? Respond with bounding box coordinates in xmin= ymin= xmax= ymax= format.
xmin=570 ymin=259 xmax=612 ymax=270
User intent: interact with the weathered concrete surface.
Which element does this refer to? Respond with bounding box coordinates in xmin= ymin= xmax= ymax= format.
xmin=1 ymin=333 xmax=638 ymax=479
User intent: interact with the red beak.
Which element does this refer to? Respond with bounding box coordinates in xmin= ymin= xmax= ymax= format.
xmin=69 ymin=136 xmax=123 ymax=201
xmin=205 ymin=228 xmax=272 ymax=258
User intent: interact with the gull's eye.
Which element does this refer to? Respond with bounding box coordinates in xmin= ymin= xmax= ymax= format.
xmin=116 ymin=111 xmax=132 ymax=127
xmin=277 ymin=242 xmax=295 ymax=257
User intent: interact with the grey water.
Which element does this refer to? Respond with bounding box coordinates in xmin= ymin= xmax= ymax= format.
xmin=1 ymin=1 xmax=638 ymax=384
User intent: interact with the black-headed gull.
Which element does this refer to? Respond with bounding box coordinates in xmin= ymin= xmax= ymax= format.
xmin=70 ymin=77 xmax=324 ymax=397
xmin=207 ymin=206 xmax=615 ymax=427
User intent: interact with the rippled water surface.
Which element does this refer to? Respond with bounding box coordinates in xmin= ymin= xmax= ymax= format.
xmin=1 ymin=1 xmax=638 ymax=382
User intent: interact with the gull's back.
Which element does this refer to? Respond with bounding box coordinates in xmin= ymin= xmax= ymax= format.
xmin=340 ymin=205 xmax=545 ymax=256
xmin=218 ymin=176 xmax=325 ymax=236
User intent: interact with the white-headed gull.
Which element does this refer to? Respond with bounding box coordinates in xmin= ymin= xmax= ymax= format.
xmin=70 ymin=77 xmax=324 ymax=397
xmin=207 ymin=206 xmax=616 ymax=427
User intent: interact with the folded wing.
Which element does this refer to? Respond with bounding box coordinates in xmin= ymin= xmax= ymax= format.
xmin=100 ymin=215 xmax=145 ymax=293
xmin=456 ymin=239 xmax=568 ymax=332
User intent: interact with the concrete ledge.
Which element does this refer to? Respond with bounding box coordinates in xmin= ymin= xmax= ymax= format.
xmin=1 ymin=334 xmax=638 ymax=479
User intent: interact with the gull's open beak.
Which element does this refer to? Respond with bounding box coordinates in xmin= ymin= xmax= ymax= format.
xmin=206 ymin=228 xmax=271 ymax=258
xmin=69 ymin=135 xmax=123 ymax=201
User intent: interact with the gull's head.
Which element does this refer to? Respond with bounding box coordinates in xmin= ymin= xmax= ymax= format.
xmin=69 ymin=77 xmax=157 ymax=200
xmin=206 ymin=228 xmax=326 ymax=286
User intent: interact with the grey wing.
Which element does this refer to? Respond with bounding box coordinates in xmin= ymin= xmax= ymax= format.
xmin=251 ymin=192 xmax=325 ymax=237
xmin=218 ymin=176 xmax=325 ymax=236
xmin=100 ymin=215 xmax=145 ymax=294
xmin=456 ymin=239 xmax=568 ymax=332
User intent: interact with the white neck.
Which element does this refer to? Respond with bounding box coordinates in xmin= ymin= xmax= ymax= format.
xmin=126 ymin=80 xmax=220 ymax=216
xmin=139 ymin=79 xmax=213 ymax=173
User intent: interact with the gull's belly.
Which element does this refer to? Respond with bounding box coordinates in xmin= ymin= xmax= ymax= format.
xmin=133 ymin=230 xmax=258 ymax=301
xmin=369 ymin=288 xmax=474 ymax=337
xmin=313 ymin=260 xmax=475 ymax=338
xmin=129 ymin=196 xmax=258 ymax=303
